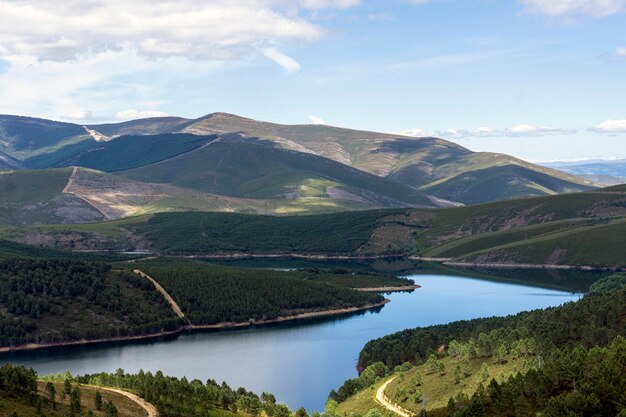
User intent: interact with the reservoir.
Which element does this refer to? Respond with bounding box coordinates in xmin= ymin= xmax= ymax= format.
xmin=2 ymin=270 xmax=587 ymax=411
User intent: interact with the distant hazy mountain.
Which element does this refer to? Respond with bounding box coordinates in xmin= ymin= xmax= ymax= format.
xmin=542 ymin=159 xmax=626 ymax=185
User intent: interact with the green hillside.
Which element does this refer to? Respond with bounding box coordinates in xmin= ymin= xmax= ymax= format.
xmin=334 ymin=285 xmax=626 ymax=417
xmin=0 ymin=115 xmax=89 ymax=160
xmin=174 ymin=112 xmax=595 ymax=203
xmin=119 ymin=139 xmax=437 ymax=206
xmin=0 ymin=168 xmax=105 ymax=226
xmin=2 ymin=187 xmax=623 ymax=266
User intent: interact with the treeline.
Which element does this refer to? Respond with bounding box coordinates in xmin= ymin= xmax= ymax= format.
xmin=77 ymin=369 xmax=293 ymax=417
xmin=0 ymin=258 xmax=181 ymax=347
xmin=0 ymin=238 xmax=136 ymax=262
xmin=357 ymin=286 xmax=625 ymax=371
xmin=132 ymin=259 xmax=384 ymax=325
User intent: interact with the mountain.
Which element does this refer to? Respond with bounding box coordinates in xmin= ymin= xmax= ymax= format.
xmin=0 ymin=113 xmax=597 ymax=209
xmin=166 ymin=113 xmax=597 ymax=204
xmin=0 ymin=115 xmax=90 ymax=160
xmin=543 ymin=159 xmax=626 ymax=185
xmin=22 ymin=131 xmax=439 ymax=208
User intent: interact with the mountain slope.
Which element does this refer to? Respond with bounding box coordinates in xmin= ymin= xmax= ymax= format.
xmin=88 ymin=116 xmax=190 ymax=138
xmin=0 ymin=115 xmax=89 ymax=160
xmin=117 ymin=137 xmax=439 ymax=206
xmin=173 ymin=112 xmax=596 ymax=203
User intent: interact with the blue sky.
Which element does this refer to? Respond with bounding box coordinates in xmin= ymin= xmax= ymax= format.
xmin=0 ymin=0 xmax=624 ymax=161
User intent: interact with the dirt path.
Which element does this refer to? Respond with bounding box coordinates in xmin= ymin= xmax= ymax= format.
xmin=376 ymin=377 xmax=415 ymax=417
xmin=133 ymin=269 xmax=188 ymax=322
xmin=99 ymin=386 xmax=159 ymax=417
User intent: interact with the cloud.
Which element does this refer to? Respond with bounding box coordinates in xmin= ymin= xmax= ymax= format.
xmin=115 ymin=109 xmax=170 ymax=120
xmin=0 ymin=0 xmax=326 ymax=62
xmin=63 ymin=109 xmax=94 ymax=121
xmin=398 ymin=124 xmax=577 ymax=139
xmin=616 ymin=47 xmax=626 ymax=57
xmin=263 ymin=48 xmax=301 ymax=73
xmin=308 ymin=114 xmax=326 ymax=124
xmin=297 ymin=0 xmax=361 ymax=9
xmin=519 ymin=0 xmax=625 ymax=17
xmin=589 ymin=119 xmax=626 ymax=133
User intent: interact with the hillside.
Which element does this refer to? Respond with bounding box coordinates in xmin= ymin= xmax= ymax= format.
xmin=20 ymin=131 xmax=440 ymax=209
xmin=4 ymin=186 xmax=623 ymax=267
xmin=170 ymin=112 xmax=596 ymax=204
xmin=332 ymin=283 xmax=626 ymax=417
xmin=1 ymin=113 xmax=597 ymax=207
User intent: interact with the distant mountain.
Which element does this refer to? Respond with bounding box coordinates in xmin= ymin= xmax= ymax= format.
xmin=87 ymin=116 xmax=190 ymax=138
xmin=542 ymin=159 xmax=626 ymax=185
xmin=167 ymin=112 xmax=597 ymax=204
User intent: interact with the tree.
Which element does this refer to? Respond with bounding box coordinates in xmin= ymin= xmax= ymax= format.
xmin=295 ymin=407 xmax=309 ymax=417
xmin=64 ymin=378 xmax=72 ymax=395
xmin=95 ymin=390 xmax=103 ymax=410
xmin=412 ymin=371 xmax=423 ymax=388
xmin=479 ymin=362 xmax=490 ymax=382
xmin=105 ymin=400 xmax=118 ymax=417
xmin=69 ymin=387 xmax=82 ymax=417
xmin=46 ymin=381 xmax=56 ymax=408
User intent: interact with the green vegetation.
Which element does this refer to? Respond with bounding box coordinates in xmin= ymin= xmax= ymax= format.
xmin=130 ymin=259 xmax=384 ymax=324
xmin=175 ymin=113 xmax=594 ymax=204
xmin=0 ymin=168 xmax=103 ymax=226
xmin=294 ymin=268 xmax=415 ymax=289
xmin=0 ymin=259 xmax=180 ymax=348
xmin=118 ymin=140 xmax=435 ymax=206
xmin=129 ymin=210 xmax=399 ymax=255
xmin=589 ymin=272 xmax=626 ymax=293
xmin=74 ymin=368 xmax=290 ymax=417
xmin=0 ymin=115 xmax=87 ymax=160
xmin=332 ymin=287 xmax=626 ymax=416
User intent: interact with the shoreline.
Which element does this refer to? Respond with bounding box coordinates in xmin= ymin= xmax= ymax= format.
xmin=0 ymin=299 xmax=390 ymax=354
xmin=355 ymin=285 xmax=420 ymax=292
xmin=183 ymin=253 xmax=409 ymax=260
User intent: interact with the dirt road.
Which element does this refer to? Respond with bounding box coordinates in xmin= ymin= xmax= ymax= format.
xmin=376 ymin=377 xmax=415 ymax=417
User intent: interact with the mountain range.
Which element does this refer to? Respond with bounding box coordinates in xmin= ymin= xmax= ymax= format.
xmin=0 ymin=112 xmax=598 ymax=225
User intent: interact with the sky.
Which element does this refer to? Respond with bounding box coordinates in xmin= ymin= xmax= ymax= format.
xmin=0 ymin=0 xmax=624 ymax=162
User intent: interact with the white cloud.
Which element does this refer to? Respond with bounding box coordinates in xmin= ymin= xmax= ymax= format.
xmin=589 ymin=119 xmax=626 ymax=133
xmin=398 ymin=124 xmax=576 ymax=138
xmin=115 ymin=109 xmax=170 ymax=120
xmin=263 ymin=48 xmax=301 ymax=73
xmin=308 ymin=114 xmax=326 ymax=124
xmin=63 ymin=109 xmax=94 ymax=121
xmin=520 ymin=0 xmax=625 ymax=17
xmin=0 ymin=0 xmax=327 ymax=62
xmin=297 ymin=0 xmax=361 ymax=9
xmin=616 ymin=47 xmax=626 ymax=57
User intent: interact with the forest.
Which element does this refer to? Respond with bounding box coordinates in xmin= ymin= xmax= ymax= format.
xmin=0 ymin=259 xmax=181 ymax=348
xmin=129 ymin=210 xmax=398 ymax=255
xmin=129 ymin=259 xmax=384 ymax=325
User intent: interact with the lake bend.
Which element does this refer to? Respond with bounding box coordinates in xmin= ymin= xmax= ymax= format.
xmin=2 ymin=272 xmax=586 ymax=411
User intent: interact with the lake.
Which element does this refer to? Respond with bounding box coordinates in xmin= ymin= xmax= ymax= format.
xmin=2 ymin=271 xmax=586 ymax=411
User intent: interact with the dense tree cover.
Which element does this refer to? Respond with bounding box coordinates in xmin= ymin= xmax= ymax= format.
xmin=589 ymin=272 xmax=626 ymax=293
xmin=76 ymin=369 xmax=288 ymax=417
xmin=296 ymin=268 xmax=415 ymax=289
xmin=445 ymin=337 xmax=626 ymax=417
xmin=357 ymin=288 xmax=625 ymax=371
xmin=0 ymin=364 xmax=37 ymax=398
xmin=0 ymin=259 xmax=180 ymax=347
xmin=130 ymin=210 xmax=400 ymax=255
xmin=0 ymin=239 xmax=136 ymax=262
xmin=132 ymin=260 xmax=384 ymax=324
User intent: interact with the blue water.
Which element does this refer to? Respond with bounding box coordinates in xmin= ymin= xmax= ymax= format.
xmin=2 ymin=274 xmax=581 ymax=411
